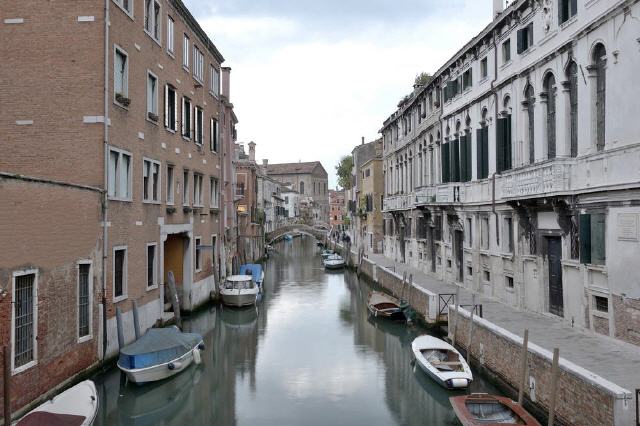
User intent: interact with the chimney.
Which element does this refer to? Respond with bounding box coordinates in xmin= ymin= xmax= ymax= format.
xmin=493 ymin=0 xmax=504 ymax=18
xmin=221 ymin=67 xmax=231 ymax=101
xmin=262 ymin=159 xmax=268 ymax=175
xmin=248 ymin=141 xmax=256 ymax=162
xmin=361 ymin=136 xmax=365 ymax=145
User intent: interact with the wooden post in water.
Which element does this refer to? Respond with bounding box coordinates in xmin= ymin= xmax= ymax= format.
xmin=467 ymin=293 xmax=476 ymax=364
xmin=452 ymin=287 xmax=460 ymax=346
xmin=116 ymin=306 xmax=125 ymax=349
xmin=518 ymin=329 xmax=530 ymax=405
xmin=547 ymin=348 xmax=560 ymax=426
xmin=4 ymin=346 xmax=11 ymax=426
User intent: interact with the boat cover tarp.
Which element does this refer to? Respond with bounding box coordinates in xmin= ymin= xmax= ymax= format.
xmin=17 ymin=412 xmax=86 ymax=426
xmin=466 ymin=401 xmax=519 ymax=423
xmin=118 ymin=328 xmax=202 ymax=370
xmin=240 ymin=264 xmax=263 ymax=283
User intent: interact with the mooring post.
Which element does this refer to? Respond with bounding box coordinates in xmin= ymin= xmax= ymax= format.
xmin=518 ymin=329 xmax=530 ymax=405
xmin=4 ymin=346 xmax=11 ymax=426
xmin=132 ymin=299 xmax=141 ymax=340
xmin=116 ymin=306 xmax=124 ymax=350
xmin=452 ymin=287 xmax=460 ymax=346
xmin=467 ymin=293 xmax=476 ymax=364
xmin=548 ymin=348 xmax=560 ymax=426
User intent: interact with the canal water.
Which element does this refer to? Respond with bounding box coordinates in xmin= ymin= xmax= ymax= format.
xmin=92 ymin=236 xmax=500 ymax=425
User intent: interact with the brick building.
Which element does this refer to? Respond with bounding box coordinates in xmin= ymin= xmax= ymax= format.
xmin=235 ymin=142 xmax=264 ymax=264
xmin=0 ymin=0 xmax=237 ymax=415
xmin=329 ymin=190 xmax=345 ymax=231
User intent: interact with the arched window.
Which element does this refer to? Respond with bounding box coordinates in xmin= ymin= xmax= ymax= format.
xmin=544 ymin=73 xmax=557 ymax=159
xmin=593 ymin=44 xmax=606 ymax=151
xmin=567 ymin=61 xmax=578 ymax=157
xmin=525 ymin=85 xmax=535 ymax=164
xmin=299 ymin=181 xmax=304 ymax=195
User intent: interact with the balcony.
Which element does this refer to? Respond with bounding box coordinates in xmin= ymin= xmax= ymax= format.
xmin=500 ymin=159 xmax=574 ymax=200
xmin=383 ymin=194 xmax=411 ymax=211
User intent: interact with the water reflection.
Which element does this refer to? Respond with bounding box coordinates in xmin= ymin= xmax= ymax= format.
xmin=92 ymin=236 xmax=500 ymax=425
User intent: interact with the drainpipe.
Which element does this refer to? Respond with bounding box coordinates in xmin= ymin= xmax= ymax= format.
xmin=101 ymin=0 xmax=110 ymax=363
xmin=490 ymin=31 xmax=499 ymax=219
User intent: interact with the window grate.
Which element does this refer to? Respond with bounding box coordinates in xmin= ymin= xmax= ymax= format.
xmin=14 ymin=274 xmax=35 ymax=368
xmin=78 ymin=265 xmax=90 ymax=338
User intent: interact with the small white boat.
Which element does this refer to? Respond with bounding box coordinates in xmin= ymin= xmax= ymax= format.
xmin=16 ymin=380 xmax=98 ymax=426
xmin=320 ymin=249 xmax=333 ymax=259
xmin=220 ymin=275 xmax=259 ymax=307
xmin=323 ymin=254 xmax=345 ymax=270
xmin=117 ymin=327 xmax=205 ymax=384
xmin=411 ymin=335 xmax=473 ymax=389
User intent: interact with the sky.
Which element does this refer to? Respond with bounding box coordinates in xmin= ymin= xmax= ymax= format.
xmin=184 ymin=0 xmax=493 ymax=188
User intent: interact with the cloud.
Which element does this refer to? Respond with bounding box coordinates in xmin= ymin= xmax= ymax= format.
xmin=184 ymin=0 xmax=492 ymax=187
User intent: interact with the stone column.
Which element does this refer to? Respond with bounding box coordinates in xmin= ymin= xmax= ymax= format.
xmin=538 ymin=92 xmax=549 ymax=161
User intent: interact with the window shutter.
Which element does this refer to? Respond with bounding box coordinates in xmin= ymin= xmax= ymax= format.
xmin=591 ymin=214 xmax=606 ymax=265
xmin=164 ymin=85 xmax=169 ymax=128
xmin=181 ymin=99 xmax=186 ymax=136
xmin=579 ymin=214 xmax=592 ymax=264
xmin=476 ymin=129 xmax=482 ymax=180
xmin=460 ymin=136 xmax=467 ymax=182
xmin=483 ymin=127 xmax=489 ymax=178
xmin=466 ymin=134 xmax=472 ymax=182
xmin=559 ymin=0 xmax=564 ymax=23
xmin=191 ymin=104 xmax=194 ymax=139
xmin=496 ymin=118 xmax=504 ymax=173
xmin=505 ymin=115 xmax=512 ymax=170
xmin=570 ymin=0 xmax=577 ymax=16
xmin=441 ymin=143 xmax=450 ymax=183
xmin=517 ymin=29 xmax=524 ymax=54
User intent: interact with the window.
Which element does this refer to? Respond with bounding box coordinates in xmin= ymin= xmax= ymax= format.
xmin=147 ymin=243 xmax=157 ymax=288
xmin=164 ymin=85 xmax=178 ymax=131
xmin=593 ymin=44 xmax=606 ymax=152
xmin=13 ymin=270 xmax=37 ymax=371
xmin=183 ymin=170 xmax=190 ymax=205
xmin=193 ymin=173 xmax=203 ymax=206
xmin=517 ymin=23 xmax=533 ymax=54
xmin=113 ymin=247 xmax=127 ymax=301
xmin=113 ymin=0 xmax=132 ymax=15
xmin=481 ymin=217 xmax=489 ymax=250
xmin=496 ymin=110 xmax=512 ymax=172
xmin=193 ymin=46 xmax=204 ymax=82
xmin=300 ymin=182 xmax=305 ymax=194
xmin=483 ymin=270 xmax=491 ymax=282
xmin=145 ymin=0 xmax=161 ymax=41
xmin=502 ymin=39 xmax=511 ymax=64
xmin=77 ymin=263 xmax=91 ymax=340
xmin=195 ymin=237 xmax=202 ymax=272
xmin=166 ymin=164 xmax=174 ymax=204
xmin=143 ymin=158 xmax=160 ymax=203
xmin=580 ymin=213 xmax=606 ymax=265
xmin=146 ymin=71 xmax=158 ymax=120
xmin=183 ymin=34 xmax=190 ymax=69
xmin=114 ymin=47 xmax=129 ymax=104
xmin=559 ymin=0 xmax=577 ymax=25
xmin=503 ymin=216 xmax=514 ymax=253
xmin=594 ymin=296 xmax=608 ymax=313
xmin=210 ymin=118 xmax=219 ymax=152
xmin=167 ymin=16 xmax=175 ymax=54
xmin=480 ymin=57 xmax=488 ymax=79
xmin=476 ymin=121 xmax=489 ymax=179
xmin=182 ymin=97 xmax=192 ymax=138
xmin=545 ymin=74 xmax=557 ymax=159
xmin=506 ymin=276 xmax=514 ymax=288
xmin=466 ymin=218 xmax=473 ymax=247
xmin=567 ymin=61 xmax=578 ymax=157
xmin=209 ymin=65 xmax=220 ymax=96
xmin=462 ymin=68 xmax=472 ymax=90
xmin=195 ymin=107 xmax=203 ymax=145
xmin=108 ymin=148 xmax=131 ymax=200
xmin=210 ymin=177 xmax=219 ymax=208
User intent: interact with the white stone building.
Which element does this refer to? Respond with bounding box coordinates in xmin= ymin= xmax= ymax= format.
xmin=382 ymin=0 xmax=640 ymax=347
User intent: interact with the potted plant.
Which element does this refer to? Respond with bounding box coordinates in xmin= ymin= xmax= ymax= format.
xmin=116 ymin=93 xmax=131 ymax=107
xmin=148 ymin=111 xmax=158 ymax=122
xmin=183 ymin=206 xmax=193 ymax=214
xmin=166 ymin=206 xmax=177 ymax=214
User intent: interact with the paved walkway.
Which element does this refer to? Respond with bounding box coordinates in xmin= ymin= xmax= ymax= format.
xmin=365 ymin=252 xmax=640 ymax=403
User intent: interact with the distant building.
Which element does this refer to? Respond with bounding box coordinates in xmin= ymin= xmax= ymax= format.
xmin=257 ymin=160 xmax=286 ymax=233
xmin=329 ymin=190 xmax=345 ymax=231
xmin=235 ymin=143 xmax=263 ymax=264
xmin=266 ymin=162 xmax=329 ymax=224
xmin=281 ymin=185 xmax=301 ymax=221
xmin=359 ymin=157 xmax=384 ymax=253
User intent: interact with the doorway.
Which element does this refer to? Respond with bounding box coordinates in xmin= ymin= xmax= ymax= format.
xmin=164 ymin=233 xmax=190 ymax=309
xmin=547 ymin=236 xmax=564 ymax=317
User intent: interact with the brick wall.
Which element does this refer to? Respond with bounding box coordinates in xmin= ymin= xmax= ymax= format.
xmin=612 ymin=294 xmax=640 ymax=346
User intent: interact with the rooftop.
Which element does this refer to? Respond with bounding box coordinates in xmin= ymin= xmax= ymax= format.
xmin=266 ymin=161 xmax=327 ymax=176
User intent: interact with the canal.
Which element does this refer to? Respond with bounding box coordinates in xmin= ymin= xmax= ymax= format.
xmin=92 ymin=236 xmax=501 ymax=425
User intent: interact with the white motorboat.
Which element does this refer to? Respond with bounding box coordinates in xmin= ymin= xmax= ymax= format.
xmin=220 ymin=275 xmax=259 ymax=307
xmin=117 ymin=327 xmax=205 ymax=384
xmin=323 ymin=254 xmax=345 ymax=270
xmin=16 ymin=380 xmax=98 ymax=426
xmin=411 ymin=335 xmax=473 ymax=389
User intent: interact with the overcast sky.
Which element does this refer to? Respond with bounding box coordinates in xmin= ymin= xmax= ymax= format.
xmin=184 ymin=0 xmax=493 ymax=188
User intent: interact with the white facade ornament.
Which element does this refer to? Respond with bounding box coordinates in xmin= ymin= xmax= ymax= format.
xmin=542 ymin=0 xmax=553 ymax=33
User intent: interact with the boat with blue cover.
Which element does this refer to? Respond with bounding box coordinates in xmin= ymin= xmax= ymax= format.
xmin=117 ymin=327 xmax=205 ymax=384
xmin=240 ymin=263 xmax=264 ymax=290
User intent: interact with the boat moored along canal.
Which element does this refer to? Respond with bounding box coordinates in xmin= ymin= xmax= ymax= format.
xmin=411 ymin=335 xmax=473 ymax=390
xmin=220 ymin=275 xmax=259 ymax=307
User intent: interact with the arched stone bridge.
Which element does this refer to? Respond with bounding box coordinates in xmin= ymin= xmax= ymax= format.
xmin=266 ymin=223 xmax=329 ymax=245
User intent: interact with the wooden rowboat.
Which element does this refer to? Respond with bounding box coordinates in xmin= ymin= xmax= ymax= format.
xmin=449 ymin=394 xmax=541 ymax=425
xmin=367 ymin=292 xmax=405 ymax=321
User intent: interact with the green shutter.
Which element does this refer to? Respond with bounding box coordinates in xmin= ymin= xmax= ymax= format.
xmin=466 ymin=135 xmax=472 ymax=182
xmin=496 ymin=118 xmax=504 ymax=173
xmin=580 ymin=214 xmax=592 ymax=264
xmin=442 ymin=143 xmax=450 ymax=183
xmin=482 ymin=127 xmax=489 ymax=178
xmin=505 ymin=115 xmax=512 ymax=171
xmin=451 ymin=139 xmax=460 ymax=182
xmin=460 ymin=136 xmax=467 ymax=182
xmin=476 ymin=129 xmax=482 ymax=180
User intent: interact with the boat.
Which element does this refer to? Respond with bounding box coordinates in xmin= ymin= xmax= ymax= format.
xmin=220 ymin=275 xmax=259 ymax=307
xmin=117 ymin=327 xmax=205 ymax=384
xmin=450 ymin=394 xmax=541 ymax=425
xmin=323 ymin=254 xmax=345 ymax=270
xmin=411 ymin=335 xmax=473 ymax=389
xmin=367 ymin=291 xmax=406 ymax=321
xmin=240 ymin=263 xmax=265 ymax=291
xmin=16 ymin=380 xmax=98 ymax=426
xmin=321 ymin=249 xmax=333 ymax=259
xmin=284 ymin=234 xmax=293 ymax=241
